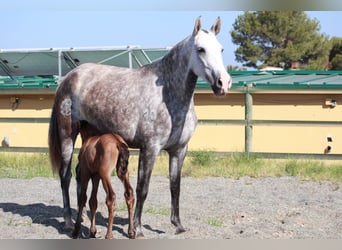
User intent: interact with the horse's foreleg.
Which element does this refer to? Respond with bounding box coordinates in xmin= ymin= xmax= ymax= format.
xmin=89 ymin=176 xmax=100 ymax=238
xmin=168 ymin=145 xmax=187 ymax=234
xmin=133 ymin=149 xmax=157 ymax=238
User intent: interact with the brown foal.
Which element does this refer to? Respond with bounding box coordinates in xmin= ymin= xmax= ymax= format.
xmin=72 ymin=121 xmax=135 ymax=239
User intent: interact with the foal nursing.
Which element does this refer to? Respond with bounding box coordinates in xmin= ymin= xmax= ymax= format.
xmin=72 ymin=121 xmax=135 ymax=239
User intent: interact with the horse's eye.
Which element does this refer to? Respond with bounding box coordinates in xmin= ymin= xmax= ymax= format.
xmin=221 ymin=48 xmax=224 ymax=53
xmin=197 ymin=47 xmax=205 ymax=53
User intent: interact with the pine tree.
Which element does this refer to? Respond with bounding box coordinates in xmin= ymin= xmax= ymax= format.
xmin=230 ymin=11 xmax=330 ymax=70
xmin=329 ymin=37 xmax=342 ymax=70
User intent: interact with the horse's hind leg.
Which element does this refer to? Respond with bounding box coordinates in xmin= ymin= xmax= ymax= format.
xmin=168 ymin=145 xmax=188 ymax=234
xmin=59 ymin=137 xmax=75 ymax=231
xmin=76 ymin=163 xmax=88 ymax=222
xmin=72 ymin=174 xmax=89 ymax=239
xmin=89 ymin=175 xmax=100 ymax=238
xmin=58 ymin=108 xmax=79 ymax=230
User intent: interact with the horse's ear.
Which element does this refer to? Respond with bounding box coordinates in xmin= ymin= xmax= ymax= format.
xmin=193 ymin=16 xmax=202 ymax=35
xmin=210 ymin=16 xmax=221 ymax=35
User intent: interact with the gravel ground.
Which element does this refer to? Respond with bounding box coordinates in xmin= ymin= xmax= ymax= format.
xmin=0 ymin=176 xmax=342 ymax=239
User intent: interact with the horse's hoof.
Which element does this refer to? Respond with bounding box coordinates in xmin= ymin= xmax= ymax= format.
xmin=135 ymin=230 xmax=145 ymax=239
xmin=175 ymin=226 xmax=186 ymax=235
xmin=72 ymin=231 xmax=79 ymax=239
xmin=63 ymin=221 xmax=75 ymax=232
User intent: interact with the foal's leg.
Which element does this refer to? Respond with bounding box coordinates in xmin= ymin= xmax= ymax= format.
xmin=102 ymin=176 xmax=116 ymax=239
xmin=118 ymin=172 xmax=135 ymax=238
xmin=133 ymin=149 xmax=158 ymax=238
xmin=168 ymin=145 xmax=188 ymax=234
xmin=75 ymin=163 xmax=82 ymax=206
xmin=89 ymin=175 xmax=100 ymax=238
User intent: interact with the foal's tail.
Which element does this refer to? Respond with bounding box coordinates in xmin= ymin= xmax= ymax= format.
xmin=48 ymin=104 xmax=61 ymax=174
xmin=116 ymin=138 xmax=130 ymax=178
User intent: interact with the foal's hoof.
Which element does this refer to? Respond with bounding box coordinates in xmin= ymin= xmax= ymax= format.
xmin=105 ymin=234 xmax=113 ymax=240
xmin=128 ymin=231 xmax=136 ymax=239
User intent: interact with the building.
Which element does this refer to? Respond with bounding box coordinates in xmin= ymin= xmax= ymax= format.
xmin=1 ymin=48 xmax=342 ymax=157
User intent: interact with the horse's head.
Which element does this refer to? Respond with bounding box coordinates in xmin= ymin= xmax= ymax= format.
xmin=190 ymin=16 xmax=232 ymax=96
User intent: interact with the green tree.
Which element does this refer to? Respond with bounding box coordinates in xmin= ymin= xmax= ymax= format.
xmin=329 ymin=37 xmax=342 ymax=70
xmin=230 ymin=11 xmax=329 ymax=70
xmin=227 ymin=65 xmax=247 ymax=71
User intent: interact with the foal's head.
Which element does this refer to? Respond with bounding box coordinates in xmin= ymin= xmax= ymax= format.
xmin=189 ymin=16 xmax=232 ymax=96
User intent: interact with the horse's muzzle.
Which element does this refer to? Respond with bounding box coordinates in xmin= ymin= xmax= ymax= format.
xmin=213 ymin=73 xmax=232 ymax=96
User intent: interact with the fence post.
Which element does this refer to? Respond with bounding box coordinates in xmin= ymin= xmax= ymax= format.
xmin=58 ymin=49 xmax=62 ymax=80
xmin=244 ymin=83 xmax=253 ymax=155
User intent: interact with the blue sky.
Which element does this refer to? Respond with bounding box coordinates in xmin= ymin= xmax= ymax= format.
xmin=1 ymin=8 xmax=341 ymax=68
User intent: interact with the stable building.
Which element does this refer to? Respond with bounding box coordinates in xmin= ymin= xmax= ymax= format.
xmin=1 ymin=47 xmax=342 ymax=158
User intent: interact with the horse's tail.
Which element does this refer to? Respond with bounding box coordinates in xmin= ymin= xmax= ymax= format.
xmin=48 ymin=104 xmax=61 ymax=175
xmin=116 ymin=140 xmax=130 ymax=178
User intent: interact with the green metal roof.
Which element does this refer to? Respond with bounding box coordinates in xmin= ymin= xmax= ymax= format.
xmin=2 ymin=70 xmax=342 ymax=93
xmin=0 ymin=46 xmax=170 ymax=94
xmin=2 ymin=47 xmax=342 ymax=92
xmin=0 ymin=46 xmax=170 ymax=78
xmin=1 ymin=46 xmax=342 ymax=93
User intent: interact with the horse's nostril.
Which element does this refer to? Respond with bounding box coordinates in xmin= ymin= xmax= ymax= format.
xmin=217 ymin=79 xmax=223 ymax=88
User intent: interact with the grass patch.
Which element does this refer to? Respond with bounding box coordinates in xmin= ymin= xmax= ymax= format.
xmin=182 ymin=152 xmax=283 ymax=179
xmin=182 ymin=153 xmax=342 ymax=182
xmin=283 ymin=159 xmax=342 ymax=182
xmin=1 ymin=151 xmax=342 ymax=183
xmin=144 ymin=207 xmax=170 ymax=216
xmin=115 ymin=203 xmax=129 ymax=212
xmin=207 ymin=217 xmax=224 ymax=227
xmin=188 ymin=150 xmax=217 ymax=166
xmin=0 ymin=152 xmax=79 ymax=179
xmin=0 ymin=153 xmax=54 ymax=179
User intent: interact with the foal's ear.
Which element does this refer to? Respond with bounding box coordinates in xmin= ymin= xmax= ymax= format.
xmin=210 ymin=16 xmax=221 ymax=35
xmin=193 ymin=16 xmax=202 ymax=35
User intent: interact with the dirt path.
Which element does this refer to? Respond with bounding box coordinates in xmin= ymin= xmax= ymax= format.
xmin=1 ymin=176 xmax=342 ymax=239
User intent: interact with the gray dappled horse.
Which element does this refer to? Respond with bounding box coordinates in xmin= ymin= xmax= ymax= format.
xmin=48 ymin=16 xmax=232 ymax=238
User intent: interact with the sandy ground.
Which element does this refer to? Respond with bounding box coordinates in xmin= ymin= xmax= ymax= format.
xmin=1 ymin=176 xmax=342 ymax=239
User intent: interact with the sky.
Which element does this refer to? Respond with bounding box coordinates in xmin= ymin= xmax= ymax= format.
xmin=1 ymin=2 xmax=342 ymax=68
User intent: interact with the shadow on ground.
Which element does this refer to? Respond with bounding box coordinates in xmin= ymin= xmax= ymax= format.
xmin=0 ymin=202 xmax=165 ymax=239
